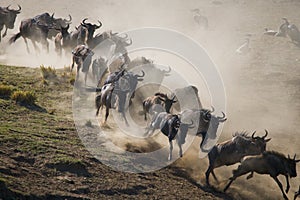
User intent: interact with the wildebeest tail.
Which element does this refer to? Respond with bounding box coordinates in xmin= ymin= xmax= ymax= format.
xmin=9 ymin=32 xmax=21 ymax=44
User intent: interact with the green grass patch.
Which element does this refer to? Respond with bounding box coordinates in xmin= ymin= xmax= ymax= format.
xmin=40 ymin=65 xmax=57 ymax=79
xmin=0 ymin=84 xmax=14 ymax=98
xmin=11 ymin=90 xmax=37 ymax=105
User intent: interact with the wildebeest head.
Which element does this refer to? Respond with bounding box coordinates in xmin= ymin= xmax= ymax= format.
xmin=2 ymin=5 xmax=21 ymax=29
xmin=286 ymin=154 xmax=300 ymax=178
xmin=250 ymin=130 xmax=271 ymax=153
xmin=205 ymin=111 xmax=227 ymax=141
xmin=81 ymin=18 xmax=102 ymax=39
xmin=155 ymin=93 xmax=177 ymax=113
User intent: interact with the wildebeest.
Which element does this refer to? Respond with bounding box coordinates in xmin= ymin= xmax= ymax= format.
xmin=171 ymin=85 xmax=202 ymax=111
xmin=9 ymin=12 xmax=71 ymax=53
xmin=191 ymin=9 xmax=208 ymax=29
xmin=205 ymin=130 xmax=271 ymax=185
xmin=80 ymin=18 xmax=102 ymax=45
xmin=179 ymin=107 xmax=226 ymax=150
xmin=0 ymin=5 xmax=21 ymax=42
xmin=9 ymin=18 xmax=54 ymax=53
xmin=295 ymin=185 xmax=300 ymax=200
xmin=95 ymin=69 xmax=144 ymax=125
xmin=142 ymin=92 xmax=177 ymax=120
xmin=287 ymin=24 xmax=300 ymax=44
xmin=92 ymin=57 xmax=108 ymax=83
xmin=224 ymin=151 xmax=300 ymax=200
xmin=54 ymin=18 xmax=101 ymax=55
xmin=71 ymin=45 xmax=94 ymax=84
xmin=146 ymin=112 xmax=194 ymax=160
xmin=275 ymin=18 xmax=289 ymax=37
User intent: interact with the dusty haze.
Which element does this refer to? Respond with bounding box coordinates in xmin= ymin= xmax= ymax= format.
xmin=1 ymin=0 xmax=300 ymax=199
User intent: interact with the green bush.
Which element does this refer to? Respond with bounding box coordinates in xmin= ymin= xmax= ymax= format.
xmin=11 ymin=90 xmax=37 ymax=105
xmin=40 ymin=65 xmax=57 ymax=79
xmin=0 ymin=84 xmax=14 ymax=98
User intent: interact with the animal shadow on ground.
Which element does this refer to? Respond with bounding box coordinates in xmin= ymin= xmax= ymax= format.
xmin=21 ymin=103 xmax=48 ymax=113
xmin=169 ymin=166 xmax=233 ymax=200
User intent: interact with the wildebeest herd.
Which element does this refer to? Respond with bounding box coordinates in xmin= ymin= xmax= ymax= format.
xmin=1 ymin=4 xmax=299 ymax=200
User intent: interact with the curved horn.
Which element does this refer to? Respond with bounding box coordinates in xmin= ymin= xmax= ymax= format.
xmin=135 ymin=70 xmax=145 ymax=78
xmin=217 ymin=112 xmax=226 ymax=119
xmin=294 ymin=154 xmax=296 ymax=160
xmin=95 ymin=20 xmax=102 ymax=29
xmin=51 ymin=13 xmax=55 ymax=19
xmin=162 ymin=66 xmax=171 ymax=74
xmin=188 ymin=120 xmax=194 ymax=128
xmin=6 ymin=5 xmax=11 ymax=11
xmin=125 ymin=38 xmax=132 ymax=46
xmin=288 ymin=154 xmax=291 ymax=159
xmin=263 ymin=129 xmax=268 ymax=139
xmin=210 ymin=106 xmax=215 ymax=113
xmin=66 ymin=14 xmax=72 ymax=22
xmin=16 ymin=5 xmax=21 ymax=12
xmin=82 ymin=18 xmax=88 ymax=25
xmin=251 ymin=131 xmax=257 ymax=139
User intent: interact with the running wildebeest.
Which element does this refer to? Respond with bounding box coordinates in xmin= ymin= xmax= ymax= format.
xmin=9 ymin=12 xmax=70 ymax=53
xmin=92 ymin=57 xmax=108 ymax=83
xmin=287 ymin=24 xmax=300 ymax=45
xmin=71 ymin=45 xmax=94 ymax=84
xmin=191 ymin=8 xmax=208 ymax=29
xmin=54 ymin=18 xmax=101 ymax=55
xmin=275 ymin=18 xmax=289 ymax=37
xmin=205 ymin=130 xmax=271 ymax=185
xmin=0 ymin=5 xmax=21 ymax=42
xmin=224 ymin=151 xmax=300 ymax=200
xmin=146 ymin=112 xmax=194 ymax=160
xmin=142 ymin=92 xmax=177 ymax=120
xmin=95 ymin=69 xmax=144 ymax=125
xmin=179 ymin=107 xmax=226 ymax=151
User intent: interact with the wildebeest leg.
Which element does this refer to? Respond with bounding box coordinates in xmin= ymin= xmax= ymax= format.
xmin=104 ymin=106 xmax=110 ymax=123
xmin=176 ymin=137 xmax=183 ymax=157
xmin=284 ymin=175 xmax=290 ymax=193
xmin=84 ymin=72 xmax=88 ymax=85
xmin=211 ymin=170 xmax=219 ymax=183
xmin=71 ymin=56 xmax=76 ymax=71
xmin=205 ymin=165 xmax=214 ymax=185
xmin=31 ymin=40 xmax=40 ymax=54
xmin=272 ymin=176 xmax=288 ymax=200
xmin=246 ymin=171 xmax=254 ymax=179
xmin=224 ymin=165 xmax=251 ymax=192
xmin=168 ymin=140 xmax=173 ymax=161
xmin=143 ymin=103 xmax=147 ymax=121
xmin=2 ymin=27 xmax=7 ymax=38
xmin=76 ymin=63 xmax=81 ymax=79
xmin=23 ymin=37 xmax=30 ymax=53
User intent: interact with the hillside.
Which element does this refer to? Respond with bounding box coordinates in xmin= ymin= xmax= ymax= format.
xmin=0 ymin=65 xmax=231 ymax=199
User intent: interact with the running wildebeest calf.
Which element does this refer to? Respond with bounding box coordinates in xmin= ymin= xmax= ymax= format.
xmin=205 ymin=130 xmax=271 ymax=185
xmin=71 ymin=45 xmax=94 ymax=84
xmin=146 ymin=112 xmax=193 ymax=160
xmin=142 ymin=92 xmax=177 ymax=120
xmin=224 ymin=151 xmax=300 ymax=200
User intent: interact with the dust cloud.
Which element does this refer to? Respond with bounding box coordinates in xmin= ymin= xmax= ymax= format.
xmin=1 ymin=0 xmax=300 ymax=199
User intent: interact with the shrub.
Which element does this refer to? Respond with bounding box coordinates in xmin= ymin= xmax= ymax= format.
xmin=0 ymin=84 xmax=14 ymax=98
xmin=11 ymin=90 xmax=37 ymax=105
xmin=40 ymin=65 xmax=57 ymax=79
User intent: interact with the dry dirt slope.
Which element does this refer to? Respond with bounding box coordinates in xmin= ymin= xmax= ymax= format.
xmin=0 ymin=65 xmax=233 ymax=200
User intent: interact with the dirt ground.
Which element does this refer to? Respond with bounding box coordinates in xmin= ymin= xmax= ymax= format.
xmin=0 ymin=0 xmax=300 ymax=199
